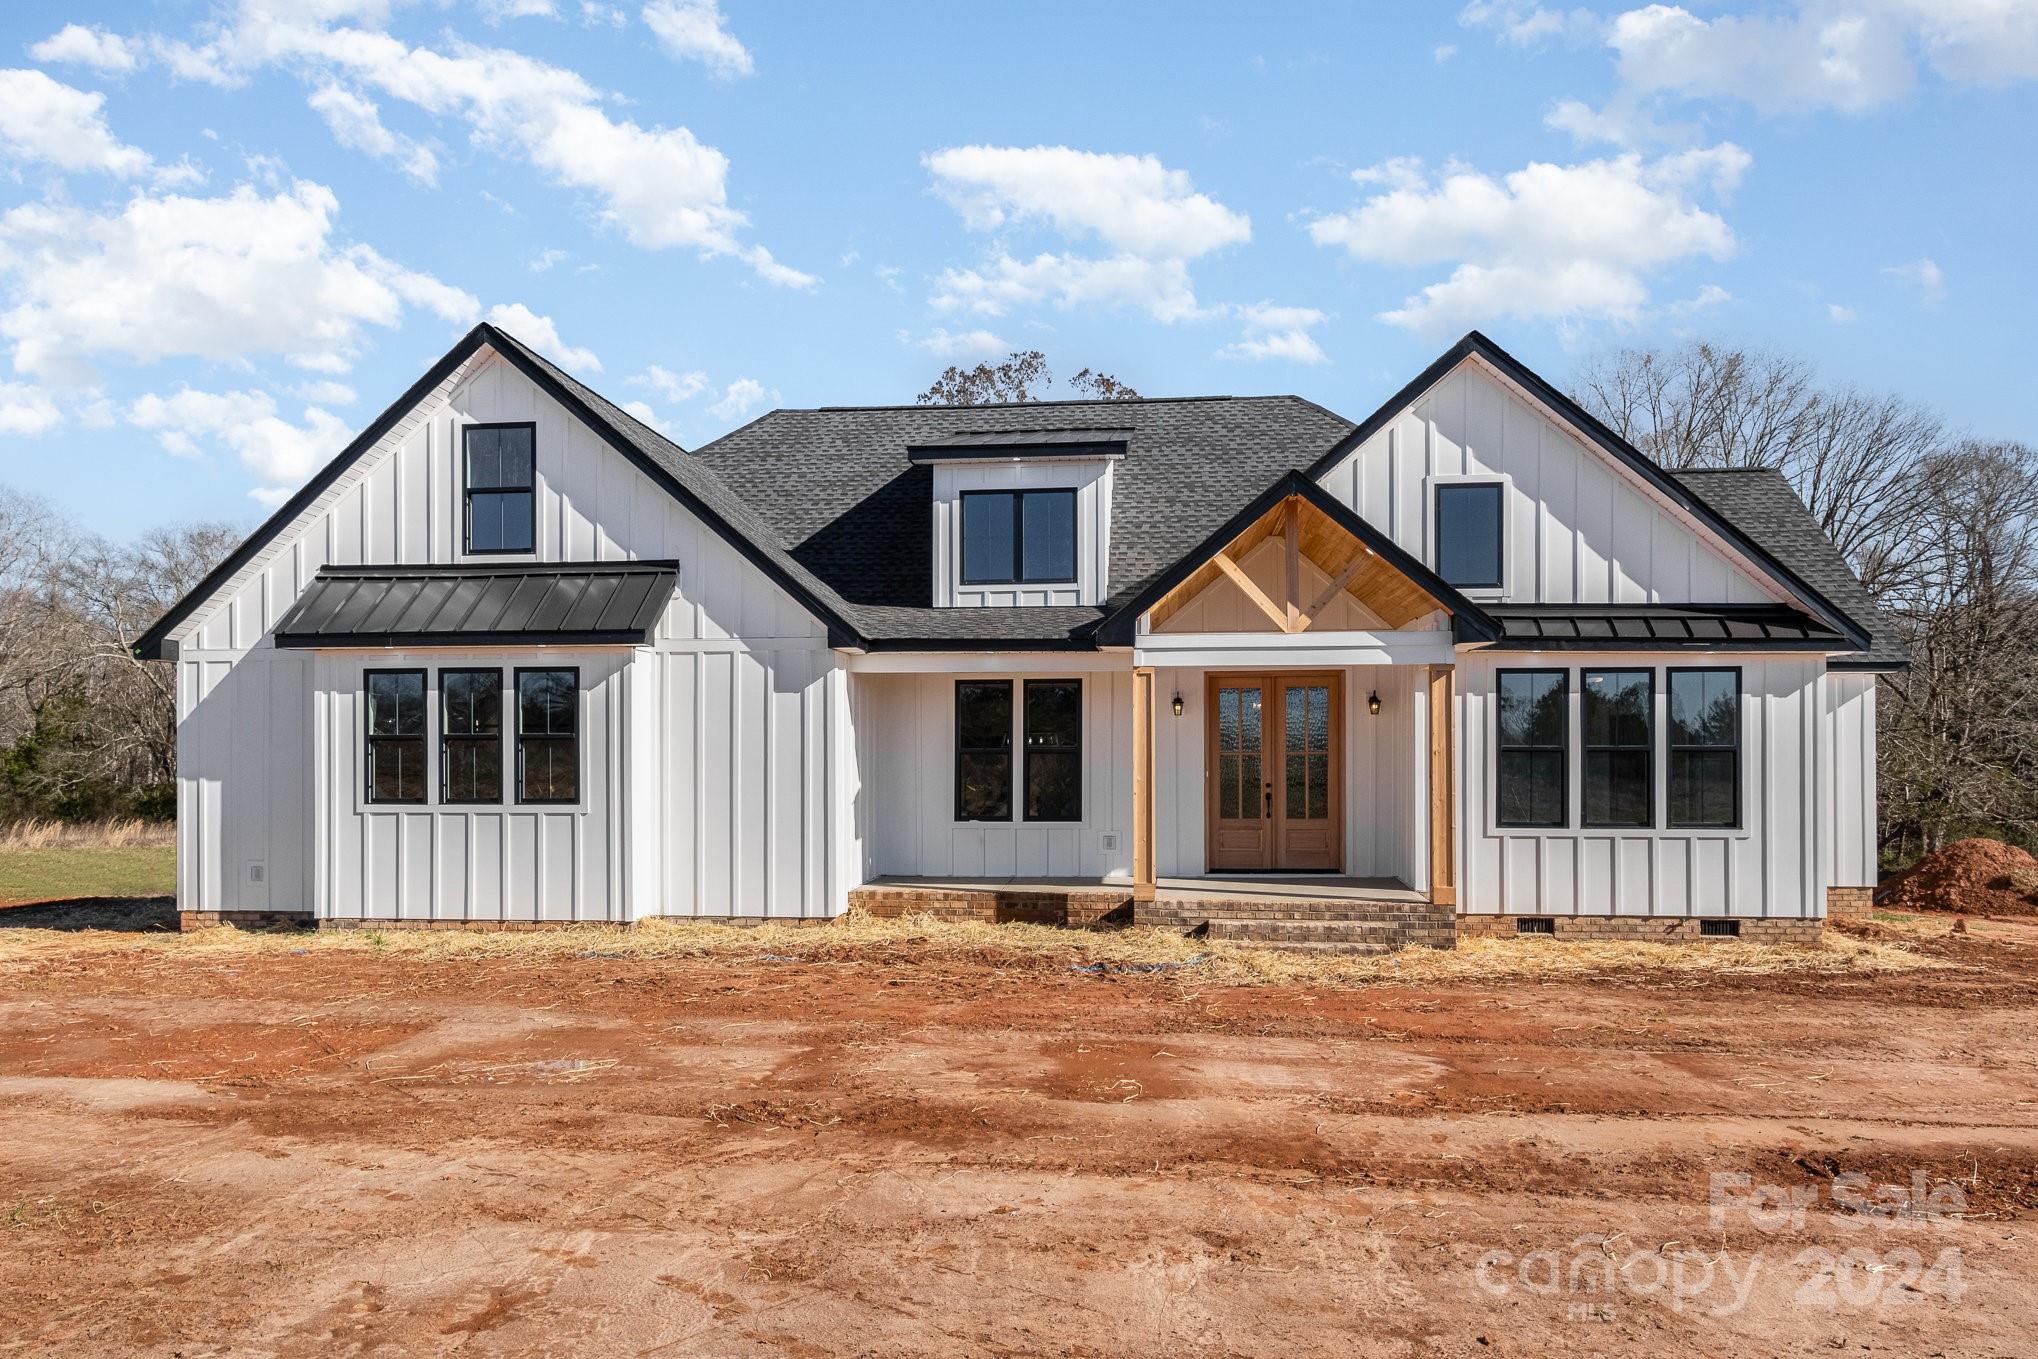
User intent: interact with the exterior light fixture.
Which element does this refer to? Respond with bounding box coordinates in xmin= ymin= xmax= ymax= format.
xmin=1171 ymin=690 xmax=1185 ymax=717
xmin=1367 ymin=690 xmax=1382 ymax=716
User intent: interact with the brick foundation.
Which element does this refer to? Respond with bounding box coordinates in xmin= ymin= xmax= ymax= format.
xmin=318 ymin=917 xmax=632 ymax=932
xmin=1826 ymin=886 xmax=1876 ymax=920
xmin=1456 ymin=913 xmax=1822 ymax=946
xmin=848 ymin=886 xmax=1133 ymax=929
xmin=179 ymin=910 xmax=313 ymax=932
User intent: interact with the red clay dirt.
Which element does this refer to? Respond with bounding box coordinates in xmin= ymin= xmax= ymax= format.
xmin=1880 ymin=838 xmax=2038 ymax=917
xmin=3 ymin=922 xmax=2037 ymax=1357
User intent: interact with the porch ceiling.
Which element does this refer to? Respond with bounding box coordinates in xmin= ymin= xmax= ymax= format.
xmin=1145 ymin=493 xmax=1441 ymax=634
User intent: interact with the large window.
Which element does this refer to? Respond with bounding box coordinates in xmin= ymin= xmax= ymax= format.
xmin=1434 ymin=481 xmax=1504 ymax=589
xmin=960 ymin=489 xmax=1077 ymax=586
xmin=1496 ymin=670 xmax=1567 ymax=828
xmin=1023 ymin=680 xmax=1082 ymax=822
xmin=954 ymin=681 xmax=1013 ymax=821
xmin=515 ymin=668 xmax=579 ymax=804
xmin=1668 ymin=668 xmax=1741 ymax=828
xmin=441 ymin=669 xmax=504 ymax=804
xmin=1582 ymin=669 xmax=1653 ymax=828
xmin=464 ymin=423 xmax=536 ymax=554
xmin=365 ymin=669 xmax=427 ymax=804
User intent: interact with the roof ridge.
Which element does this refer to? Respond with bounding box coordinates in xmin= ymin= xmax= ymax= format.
xmin=807 ymin=393 xmax=1259 ymax=412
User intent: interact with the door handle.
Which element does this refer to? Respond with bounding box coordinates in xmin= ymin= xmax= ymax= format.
xmin=1264 ymin=784 xmax=1273 ymax=817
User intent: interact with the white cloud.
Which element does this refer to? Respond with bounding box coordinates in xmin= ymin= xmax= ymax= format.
xmin=128 ymin=386 xmax=351 ymax=501
xmin=0 ymin=180 xmax=473 ymax=384
xmin=479 ymin=0 xmax=560 ymax=21
xmin=30 ymin=25 xmax=144 ymax=74
xmin=1433 ymin=43 xmax=1459 ymax=63
xmin=1883 ymin=256 xmax=1945 ymax=301
xmin=581 ymin=2 xmax=629 ymax=27
xmin=1666 ymin=282 xmax=1732 ymax=315
xmin=292 ymin=379 xmax=358 ymax=405
xmin=1459 ymin=2 xmax=1603 ymax=46
xmin=628 ymin=364 xmax=709 ymax=402
xmin=485 ymin=302 xmax=600 ymax=373
xmin=0 ymin=69 xmax=153 ymax=177
xmin=1219 ymin=303 xmax=1330 ymax=364
xmin=144 ymin=2 xmax=809 ymax=286
xmin=916 ymin=327 xmax=1012 ymax=361
xmin=642 ymin=0 xmax=755 ymax=78
xmin=0 ymin=381 xmax=61 ymax=436
xmin=619 ymin=398 xmax=676 ymax=437
xmin=706 ymin=376 xmax=773 ymax=421
xmin=1309 ymin=146 xmax=1749 ymax=335
xmin=924 ymin=145 xmax=1248 ymax=323
xmin=307 ymin=83 xmax=438 ymax=185
xmin=1827 ymin=302 xmax=1858 ymax=325
xmin=528 ymin=247 xmax=567 ymax=271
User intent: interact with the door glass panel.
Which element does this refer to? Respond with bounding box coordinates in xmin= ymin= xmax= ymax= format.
xmin=1285 ymin=754 xmax=1305 ymax=821
xmin=1241 ymin=754 xmax=1261 ymax=814
xmin=1216 ymin=685 xmax=1266 ymax=821
xmin=1278 ymin=684 xmax=1332 ymax=823
xmin=1239 ymin=688 xmax=1261 ymax=751
xmin=1218 ymin=688 xmax=1239 ymax=752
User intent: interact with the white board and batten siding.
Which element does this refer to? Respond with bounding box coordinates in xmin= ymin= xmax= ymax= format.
xmin=1317 ymin=358 xmax=1783 ymax=608
xmin=169 ymin=346 xmax=860 ymax=922
xmin=930 ymin=457 xmax=1114 ymax=607
xmin=1455 ymin=651 xmax=1835 ymax=919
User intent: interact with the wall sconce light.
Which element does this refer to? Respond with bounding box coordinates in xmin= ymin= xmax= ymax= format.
xmin=1367 ymin=690 xmax=1382 ymax=716
xmin=1171 ymin=690 xmax=1185 ymax=717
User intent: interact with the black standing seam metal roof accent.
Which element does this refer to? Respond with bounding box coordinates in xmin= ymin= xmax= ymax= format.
xmin=1480 ymin=604 xmax=1849 ymax=650
xmin=272 ymin=562 xmax=678 ymax=648
xmin=1301 ymin=331 xmax=1875 ymax=656
xmin=1095 ymin=469 xmax=1502 ymax=647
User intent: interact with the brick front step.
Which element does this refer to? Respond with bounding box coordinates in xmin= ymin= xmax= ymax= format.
xmin=1202 ymin=918 xmax=1455 ymax=952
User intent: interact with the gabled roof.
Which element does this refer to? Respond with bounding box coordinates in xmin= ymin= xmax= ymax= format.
xmin=1306 ymin=330 xmax=1875 ymax=655
xmin=1095 ymin=470 xmax=1501 ymax=646
xmin=273 ymin=561 xmax=678 ymax=649
xmin=138 ymin=326 xmax=1904 ymax=666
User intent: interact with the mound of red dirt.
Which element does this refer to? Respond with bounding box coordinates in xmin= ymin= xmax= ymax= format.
xmin=1879 ymin=838 xmax=2038 ymax=916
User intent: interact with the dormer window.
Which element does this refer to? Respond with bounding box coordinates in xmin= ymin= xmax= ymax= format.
xmin=960 ymin=489 xmax=1077 ymax=586
xmin=464 ymin=423 xmax=536 ymax=555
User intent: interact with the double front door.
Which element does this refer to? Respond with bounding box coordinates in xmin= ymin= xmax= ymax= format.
xmin=1207 ymin=673 xmax=1342 ymax=873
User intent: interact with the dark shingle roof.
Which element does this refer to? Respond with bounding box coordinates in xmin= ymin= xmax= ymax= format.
xmin=1484 ymin=603 xmax=1848 ymax=649
xmin=1672 ymin=468 xmax=1908 ymax=669
xmin=274 ymin=561 xmax=678 ymax=648
xmin=689 ymin=396 xmax=1357 ymax=644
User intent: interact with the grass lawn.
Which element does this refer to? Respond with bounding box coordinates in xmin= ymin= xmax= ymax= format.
xmin=0 ymin=846 xmax=176 ymax=903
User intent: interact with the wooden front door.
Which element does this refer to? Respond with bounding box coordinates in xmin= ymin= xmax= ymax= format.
xmin=1206 ymin=673 xmax=1343 ymax=873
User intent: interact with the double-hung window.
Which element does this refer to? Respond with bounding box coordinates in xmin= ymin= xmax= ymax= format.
xmin=365 ymin=669 xmax=427 ymax=804
xmin=1668 ymin=668 xmax=1741 ymax=827
xmin=1496 ymin=670 xmax=1567 ymax=828
xmin=954 ymin=680 xmax=1013 ymax=821
xmin=961 ymin=489 xmax=1077 ymax=585
xmin=464 ymin=423 xmax=536 ymax=554
xmin=1022 ymin=680 xmax=1082 ymax=822
xmin=1582 ymin=669 xmax=1653 ymax=828
xmin=441 ymin=669 xmax=504 ymax=804
xmin=515 ymin=668 xmax=579 ymax=803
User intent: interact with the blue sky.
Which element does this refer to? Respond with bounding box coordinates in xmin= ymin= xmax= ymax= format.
xmin=1 ymin=0 xmax=2033 ymax=539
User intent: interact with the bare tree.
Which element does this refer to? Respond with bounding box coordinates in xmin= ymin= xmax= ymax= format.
xmin=917 ymin=352 xmax=1140 ymax=405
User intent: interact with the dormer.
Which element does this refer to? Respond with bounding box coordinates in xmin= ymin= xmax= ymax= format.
xmin=910 ymin=429 xmax=1124 ymax=607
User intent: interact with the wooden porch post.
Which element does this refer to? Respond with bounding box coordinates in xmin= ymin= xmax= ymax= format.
xmin=1427 ymin=664 xmax=1457 ymax=908
xmin=1132 ymin=666 xmax=1157 ymax=903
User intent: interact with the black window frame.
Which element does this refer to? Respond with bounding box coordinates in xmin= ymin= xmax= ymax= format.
xmin=958 ymin=488 xmax=1079 ymax=587
xmin=1667 ymin=666 xmax=1743 ymax=830
xmin=1021 ymin=678 xmax=1083 ymax=823
xmin=513 ymin=665 xmax=580 ymax=805
xmin=1433 ymin=480 xmax=1506 ymax=591
xmin=364 ymin=667 xmax=428 ymax=805
xmin=953 ymin=679 xmax=1014 ymax=822
xmin=1495 ymin=668 xmax=1569 ymax=829
xmin=1580 ymin=667 xmax=1655 ymax=830
xmin=462 ymin=421 xmax=538 ymax=557
xmin=439 ymin=667 xmax=505 ymax=806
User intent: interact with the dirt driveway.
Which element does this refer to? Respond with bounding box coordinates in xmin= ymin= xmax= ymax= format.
xmin=2 ymin=917 xmax=2035 ymax=1357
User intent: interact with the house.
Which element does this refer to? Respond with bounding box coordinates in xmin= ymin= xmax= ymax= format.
xmin=137 ymin=324 xmax=1902 ymax=947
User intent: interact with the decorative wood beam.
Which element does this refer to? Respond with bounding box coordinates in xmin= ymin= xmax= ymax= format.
xmin=1283 ymin=497 xmax=1301 ymax=633
xmin=1132 ymin=666 xmax=1157 ymax=903
xmin=1298 ymin=544 xmax=1375 ymax=630
xmin=1213 ymin=551 xmax=1295 ymax=633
